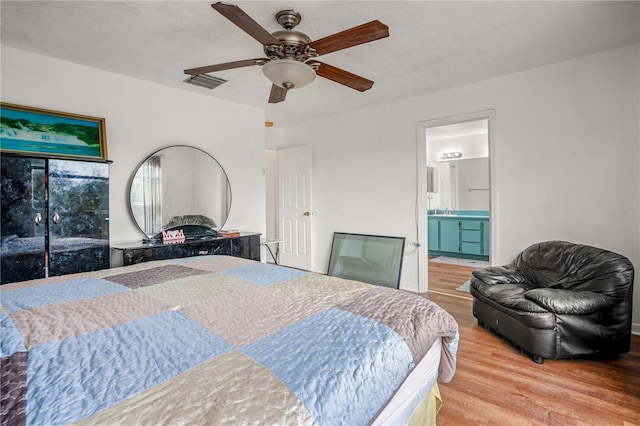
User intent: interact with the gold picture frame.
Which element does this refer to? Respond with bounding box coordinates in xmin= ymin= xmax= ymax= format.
xmin=0 ymin=102 xmax=108 ymax=161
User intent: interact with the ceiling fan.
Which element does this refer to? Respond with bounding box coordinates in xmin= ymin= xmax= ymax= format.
xmin=184 ymin=2 xmax=389 ymax=103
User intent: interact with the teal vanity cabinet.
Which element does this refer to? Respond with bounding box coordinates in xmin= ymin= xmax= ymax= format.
xmin=482 ymin=221 xmax=490 ymax=255
xmin=427 ymin=218 xmax=440 ymax=251
xmin=460 ymin=220 xmax=483 ymax=255
xmin=440 ymin=220 xmax=461 ymax=253
xmin=427 ymin=212 xmax=489 ymax=260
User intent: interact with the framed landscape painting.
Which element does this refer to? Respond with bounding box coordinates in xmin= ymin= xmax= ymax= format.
xmin=0 ymin=103 xmax=108 ymax=161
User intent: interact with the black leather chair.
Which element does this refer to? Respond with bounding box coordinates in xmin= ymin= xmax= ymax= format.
xmin=470 ymin=241 xmax=634 ymax=363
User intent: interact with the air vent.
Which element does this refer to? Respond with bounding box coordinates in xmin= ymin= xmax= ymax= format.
xmin=183 ymin=74 xmax=228 ymax=90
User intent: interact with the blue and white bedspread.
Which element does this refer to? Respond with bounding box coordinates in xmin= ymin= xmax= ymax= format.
xmin=0 ymin=255 xmax=458 ymax=425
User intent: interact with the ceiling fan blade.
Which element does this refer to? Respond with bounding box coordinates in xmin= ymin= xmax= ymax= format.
xmin=268 ymin=84 xmax=288 ymax=103
xmin=184 ymin=58 xmax=267 ymax=76
xmin=212 ymin=2 xmax=283 ymax=47
xmin=307 ymin=61 xmax=373 ymax=92
xmin=308 ymin=20 xmax=389 ymax=56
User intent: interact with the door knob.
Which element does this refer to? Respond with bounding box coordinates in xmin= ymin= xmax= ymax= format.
xmin=303 ymin=211 xmax=311 ymax=216
xmin=35 ymin=213 xmax=42 ymax=225
xmin=52 ymin=212 xmax=60 ymax=224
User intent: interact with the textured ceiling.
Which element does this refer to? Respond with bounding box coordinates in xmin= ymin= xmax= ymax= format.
xmin=1 ymin=1 xmax=639 ymax=126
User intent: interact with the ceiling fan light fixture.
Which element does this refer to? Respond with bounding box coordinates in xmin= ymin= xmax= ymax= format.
xmin=262 ymin=59 xmax=316 ymax=89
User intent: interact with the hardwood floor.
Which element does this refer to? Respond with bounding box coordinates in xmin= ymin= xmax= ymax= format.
xmin=420 ymin=258 xmax=640 ymax=425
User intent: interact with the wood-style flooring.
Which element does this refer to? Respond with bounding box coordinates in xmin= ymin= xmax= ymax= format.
xmin=420 ymin=258 xmax=640 ymax=425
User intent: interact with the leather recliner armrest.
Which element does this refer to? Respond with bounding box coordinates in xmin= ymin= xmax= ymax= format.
xmin=472 ymin=265 xmax=528 ymax=285
xmin=524 ymin=288 xmax=613 ymax=314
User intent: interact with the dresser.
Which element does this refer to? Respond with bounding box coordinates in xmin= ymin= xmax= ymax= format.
xmin=1 ymin=156 xmax=110 ymax=284
xmin=111 ymin=232 xmax=261 ymax=267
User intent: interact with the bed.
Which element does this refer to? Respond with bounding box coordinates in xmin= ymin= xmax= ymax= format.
xmin=0 ymin=255 xmax=458 ymax=425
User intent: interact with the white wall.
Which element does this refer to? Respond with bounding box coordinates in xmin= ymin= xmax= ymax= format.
xmin=428 ymin=133 xmax=489 ymax=161
xmin=2 ymin=47 xmax=266 ymax=244
xmin=456 ymin=158 xmax=490 ymax=210
xmin=265 ymin=149 xmax=278 ymax=240
xmin=268 ymin=44 xmax=640 ymax=328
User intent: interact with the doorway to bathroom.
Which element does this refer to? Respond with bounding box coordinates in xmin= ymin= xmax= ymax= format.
xmin=416 ymin=110 xmax=494 ymax=294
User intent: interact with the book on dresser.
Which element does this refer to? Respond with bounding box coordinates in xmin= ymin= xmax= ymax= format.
xmin=218 ymin=229 xmax=241 ymax=237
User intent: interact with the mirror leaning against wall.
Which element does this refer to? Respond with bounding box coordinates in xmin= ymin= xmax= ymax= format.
xmin=128 ymin=145 xmax=231 ymax=240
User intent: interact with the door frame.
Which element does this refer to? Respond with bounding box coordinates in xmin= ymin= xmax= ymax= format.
xmin=416 ymin=110 xmax=496 ymax=292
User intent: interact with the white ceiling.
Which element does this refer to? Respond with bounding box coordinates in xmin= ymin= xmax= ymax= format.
xmin=1 ymin=1 xmax=639 ymax=127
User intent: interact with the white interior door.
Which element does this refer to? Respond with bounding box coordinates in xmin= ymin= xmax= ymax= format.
xmin=278 ymin=145 xmax=312 ymax=270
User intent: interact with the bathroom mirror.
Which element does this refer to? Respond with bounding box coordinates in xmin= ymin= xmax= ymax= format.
xmin=129 ymin=145 xmax=231 ymax=239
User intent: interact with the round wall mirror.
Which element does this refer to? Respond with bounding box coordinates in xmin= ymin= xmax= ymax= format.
xmin=129 ymin=145 xmax=231 ymax=239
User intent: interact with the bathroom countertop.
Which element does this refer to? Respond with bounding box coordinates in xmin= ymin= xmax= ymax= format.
xmin=428 ymin=210 xmax=489 ymax=220
xmin=430 ymin=214 xmax=488 ymax=219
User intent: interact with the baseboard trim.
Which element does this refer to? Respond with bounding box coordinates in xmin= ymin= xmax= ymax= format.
xmin=633 ymin=323 xmax=640 ymax=336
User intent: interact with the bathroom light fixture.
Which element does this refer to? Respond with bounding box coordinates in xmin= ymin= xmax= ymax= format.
xmin=440 ymin=152 xmax=463 ymax=160
xmin=262 ymin=59 xmax=316 ymax=90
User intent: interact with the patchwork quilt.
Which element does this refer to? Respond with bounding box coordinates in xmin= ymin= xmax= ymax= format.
xmin=0 ymin=255 xmax=459 ymax=425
